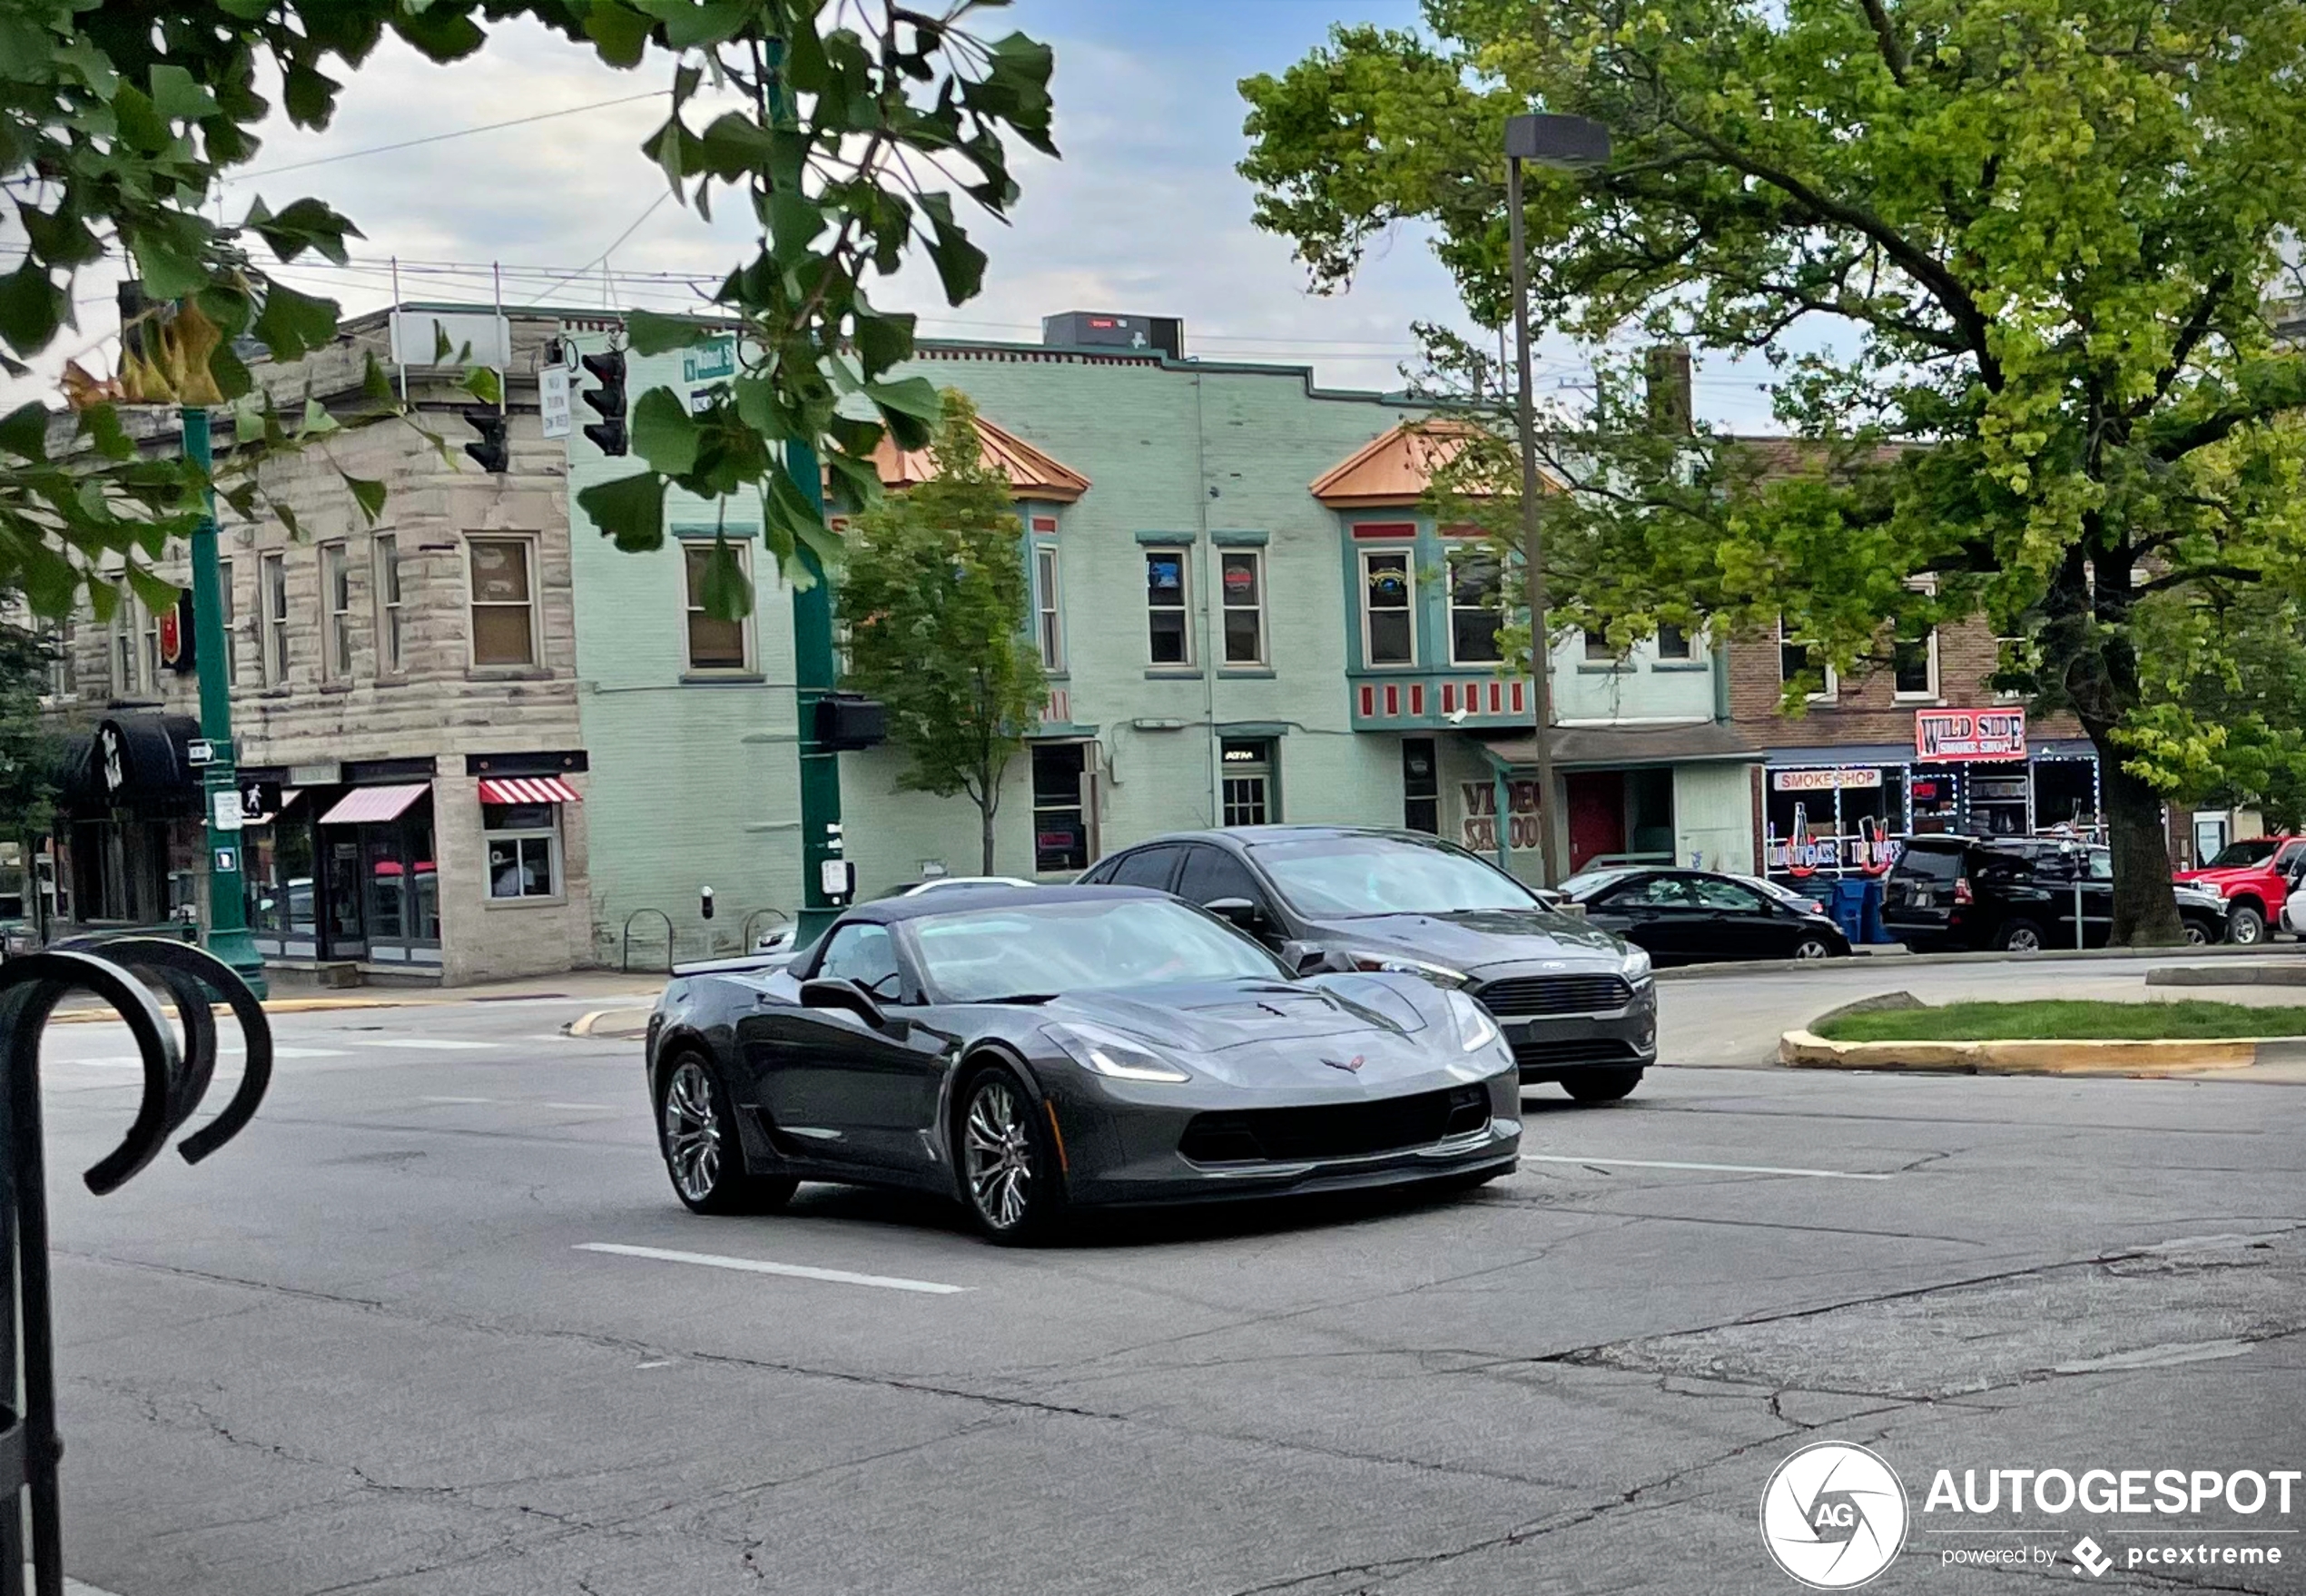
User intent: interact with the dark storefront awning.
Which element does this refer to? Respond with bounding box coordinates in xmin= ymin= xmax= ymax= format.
xmin=60 ymin=714 xmax=204 ymax=819
xmin=1479 ymin=722 xmax=1764 ymax=773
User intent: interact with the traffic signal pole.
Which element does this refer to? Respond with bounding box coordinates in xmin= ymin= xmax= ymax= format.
xmin=182 ymin=406 xmax=267 ymax=998
xmin=790 ymin=453 xmax=846 ymax=947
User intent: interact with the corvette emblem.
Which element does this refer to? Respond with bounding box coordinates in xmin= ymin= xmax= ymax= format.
xmin=1322 ymin=1054 xmax=1365 ymax=1073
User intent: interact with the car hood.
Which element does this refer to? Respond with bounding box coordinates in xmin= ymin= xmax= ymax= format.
xmin=2173 ymin=864 xmax=2272 ymax=887
xmin=1300 ymin=908 xmax=1625 ymax=972
xmin=1041 ymin=975 xmax=1440 ymax=1053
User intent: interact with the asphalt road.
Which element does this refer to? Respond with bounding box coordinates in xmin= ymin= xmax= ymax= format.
xmin=30 ymin=980 xmax=2306 ymax=1596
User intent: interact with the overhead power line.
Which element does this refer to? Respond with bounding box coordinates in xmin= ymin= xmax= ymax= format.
xmin=224 ymin=90 xmax=669 ymax=182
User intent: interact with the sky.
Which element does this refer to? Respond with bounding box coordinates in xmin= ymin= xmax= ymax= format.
xmin=24 ymin=0 xmax=1785 ymax=427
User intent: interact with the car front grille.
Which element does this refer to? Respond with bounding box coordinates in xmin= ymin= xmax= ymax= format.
xmin=1511 ymin=1037 xmax=1642 ymax=1070
xmin=1178 ymin=1085 xmax=1490 ymax=1165
xmin=1474 ymin=973 xmax=1634 ymax=1017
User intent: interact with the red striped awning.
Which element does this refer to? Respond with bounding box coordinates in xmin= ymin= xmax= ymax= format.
xmin=318 ymin=783 xmax=429 ymax=826
xmin=478 ymin=776 xmax=580 ymax=805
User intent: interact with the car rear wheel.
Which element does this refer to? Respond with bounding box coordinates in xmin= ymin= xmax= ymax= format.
xmin=1561 ymin=1067 xmax=1642 ymax=1104
xmin=2227 ymin=902 xmax=2266 ymax=945
xmin=1997 ymin=919 xmax=2045 ymax=954
xmin=958 ymin=1066 xmax=1067 ymax=1245
xmin=1791 ymin=935 xmax=1837 ymax=960
xmin=657 ymin=1055 xmax=796 ymax=1216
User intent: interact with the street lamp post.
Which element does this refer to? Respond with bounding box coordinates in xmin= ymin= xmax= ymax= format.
xmin=1503 ymin=113 xmax=1610 ymax=889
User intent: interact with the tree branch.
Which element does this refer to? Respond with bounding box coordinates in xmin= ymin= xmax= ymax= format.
xmin=1858 ymin=0 xmax=1910 ymax=85
xmin=2134 ymin=563 xmax=2262 ymax=596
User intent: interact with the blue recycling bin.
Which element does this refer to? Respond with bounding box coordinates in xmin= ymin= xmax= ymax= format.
xmin=1829 ymin=878 xmax=1868 ymax=942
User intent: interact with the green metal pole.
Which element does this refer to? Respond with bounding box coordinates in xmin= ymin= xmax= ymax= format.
xmin=182 ymin=407 xmax=267 ymax=998
xmin=790 ymin=453 xmax=845 ymax=947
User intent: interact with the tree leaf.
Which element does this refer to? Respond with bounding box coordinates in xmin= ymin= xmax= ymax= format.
xmin=0 ymin=259 xmax=64 ymax=357
xmin=251 ymin=280 xmax=340 ymax=364
xmin=695 ymin=535 xmax=754 ymax=622
xmin=149 ymin=64 xmax=219 ymax=122
xmin=577 ymin=470 xmax=668 ymax=552
xmin=340 ymin=470 xmax=387 ymax=526
xmin=626 ymin=309 xmax=711 ymax=355
xmin=0 ymin=402 xmax=49 ymax=460
xmin=463 ymin=367 xmax=503 ymax=406
xmin=583 ymin=1 xmax=653 ymax=68
xmin=630 ymin=386 xmax=700 ymax=475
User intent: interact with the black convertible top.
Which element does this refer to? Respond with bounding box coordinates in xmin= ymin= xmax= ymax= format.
xmin=841 ymin=882 xmax=1167 ymax=925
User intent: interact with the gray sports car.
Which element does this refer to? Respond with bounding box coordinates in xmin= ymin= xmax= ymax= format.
xmin=644 ymin=884 xmax=1521 ymax=1243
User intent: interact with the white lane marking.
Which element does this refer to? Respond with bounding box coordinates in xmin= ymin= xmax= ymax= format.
xmin=1521 ymin=1153 xmax=1894 ymax=1181
xmin=65 ymin=1579 xmax=132 ymax=1596
xmin=2053 ymin=1339 xmax=2254 ymax=1374
xmin=574 ymin=1242 xmax=967 ymax=1296
xmin=419 ymin=1096 xmax=497 ymax=1105
xmin=343 ymin=1038 xmax=502 ymax=1050
xmin=635 ymin=1359 xmax=675 ymax=1370
xmin=540 ymin=1101 xmax=617 ymax=1112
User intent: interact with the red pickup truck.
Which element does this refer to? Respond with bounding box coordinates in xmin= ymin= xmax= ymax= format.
xmin=2173 ymin=834 xmax=2306 ymax=944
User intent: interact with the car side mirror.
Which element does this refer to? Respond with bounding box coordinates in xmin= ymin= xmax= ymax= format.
xmin=800 ymin=977 xmax=885 ymax=1029
xmin=1204 ymin=897 xmax=1268 ymax=932
xmin=1281 ymin=941 xmax=1343 ymax=977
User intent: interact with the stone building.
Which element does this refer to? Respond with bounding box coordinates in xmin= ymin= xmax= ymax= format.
xmin=41 ymin=305 xmax=596 ymax=984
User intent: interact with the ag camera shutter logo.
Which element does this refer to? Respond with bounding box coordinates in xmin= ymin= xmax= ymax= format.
xmin=1759 ymin=1441 xmax=1910 ymax=1589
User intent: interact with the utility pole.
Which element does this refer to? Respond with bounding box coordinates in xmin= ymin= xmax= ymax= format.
xmin=1503 ymin=113 xmax=1611 ymax=889
xmin=182 ymin=406 xmax=267 ymax=998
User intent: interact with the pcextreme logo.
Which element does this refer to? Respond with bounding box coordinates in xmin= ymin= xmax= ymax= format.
xmin=1759 ymin=1442 xmax=1911 ymax=1590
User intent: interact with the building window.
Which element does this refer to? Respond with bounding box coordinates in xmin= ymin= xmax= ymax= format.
xmin=683 ymin=541 xmax=751 ymax=672
xmin=261 ymin=552 xmax=289 ymax=684
xmin=1219 ymin=549 xmax=1265 ymax=665
xmin=468 ymin=537 xmax=536 ymax=667
xmin=375 ymin=533 xmax=403 ymax=675
xmin=41 ymin=616 xmax=74 ymax=700
xmin=1220 ymin=738 xmax=1276 ymax=826
xmin=216 ymin=559 xmax=236 ymax=685
xmin=1403 ymin=737 xmax=1439 ymax=834
xmin=1034 ymin=545 xmax=1063 ymax=671
xmin=1655 ymin=623 xmax=1693 ymax=661
xmin=1448 ymin=553 xmax=1503 ymax=665
xmin=1778 ymin=617 xmax=1836 ymax=701
xmin=1582 ymin=628 xmax=1613 ymax=662
xmin=1031 ymin=742 xmax=1090 ymax=872
xmin=320 ymin=542 xmax=352 ymax=679
xmin=109 ymin=600 xmax=143 ymax=697
xmin=1360 ymin=550 xmax=1414 ymax=666
xmin=140 ymin=599 xmax=161 ymax=685
xmin=1893 ymin=624 xmax=1937 ymax=700
xmin=483 ymin=801 xmax=560 ymax=900
xmin=1145 ymin=547 xmax=1190 ymax=665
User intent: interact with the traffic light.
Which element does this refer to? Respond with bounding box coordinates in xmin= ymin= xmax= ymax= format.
xmin=462 ymin=409 xmax=509 ymax=474
xmin=581 ymin=349 xmax=627 ymax=455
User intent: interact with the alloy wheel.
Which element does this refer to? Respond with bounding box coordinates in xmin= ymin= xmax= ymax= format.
xmin=1794 ymin=938 xmax=1831 ymax=960
xmin=2006 ymin=926 xmax=2042 ymax=953
xmin=963 ymin=1078 xmax=1033 ymax=1231
xmin=664 ymin=1059 xmax=722 ymax=1203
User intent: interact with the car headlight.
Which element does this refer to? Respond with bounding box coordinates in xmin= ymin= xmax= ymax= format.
xmin=1444 ymin=990 xmax=1503 ymax=1054
xmin=1620 ymin=943 xmax=1653 ymax=985
xmin=1345 ymin=951 xmax=1470 ymax=988
xmin=1045 ymin=1021 xmax=1194 ymax=1084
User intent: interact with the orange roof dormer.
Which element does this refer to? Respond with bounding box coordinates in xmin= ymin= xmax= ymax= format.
xmin=1309 ymin=419 xmax=1560 ymax=509
xmin=872 ymin=414 xmax=1089 ymax=502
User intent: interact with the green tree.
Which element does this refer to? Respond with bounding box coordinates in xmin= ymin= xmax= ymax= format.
xmin=0 ymin=619 xmax=63 ymax=911
xmin=837 ymin=390 xmax=1045 ymax=874
xmin=1240 ymin=0 xmax=2306 ymax=943
xmin=2 ymin=0 xmax=1052 ymax=616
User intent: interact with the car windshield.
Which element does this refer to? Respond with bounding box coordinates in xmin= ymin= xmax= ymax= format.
xmin=1558 ymin=869 xmax=1637 ymax=901
xmin=909 ymin=898 xmax=1285 ymax=1000
xmin=2205 ymin=839 xmax=2281 ymax=868
xmin=1250 ymin=834 xmax=1544 ymax=917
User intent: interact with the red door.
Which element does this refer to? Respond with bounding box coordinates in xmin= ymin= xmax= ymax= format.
xmin=1567 ymin=772 xmax=1626 ymax=872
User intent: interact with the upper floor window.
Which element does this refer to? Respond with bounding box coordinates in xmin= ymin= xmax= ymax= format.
xmin=1145 ymin=547 xmax=1190 ymax=666
xmin=109 ymin=599 xmax=143 ymax=697
xmin=140 ymin=600 xmax=161 ymax=686
xmin=1448 ymin=554 xmax=1503 ymax=665
xmin=320 ymin=542 xmax=353 ymax=679
xmin=261 ymin=552 xmax=289 ymax=684
xmin=216 ymin=559 xmax=237 ymax=685
xmin=1359 ymin=550 xmax=1414 ymax=667
xmin=1778 ymin=617 xmax=1836 ymax=702
xmin=1034 ymin=545 xmax=1063 ymax=671
xmin=1893 ymin=624 xmax=1937 ymax=700
xmin=1219 ymin=549 xmax=1265 ymax=666
xmin=684 ymin=541 xmax=750 ymax=672
xmin=1582 ymin=628 xmax=1613 ymax=662
xmin=375 ymin=534 xmax=404 ymax=675
xmin=1655 ymin=624 xmax=1693 ymax=662
xmin=468 ymin=537 xmax=536 ymax=667
xmin=41 ymin=616 xmax=75 ymax=701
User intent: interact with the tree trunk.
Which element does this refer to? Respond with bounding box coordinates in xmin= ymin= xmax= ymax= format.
xmin=2090 ymin=725 xmax=2184 ymax=945
xmin=977 ymin=756 xmax=998 ymax=876
xmin=980 ymin=795 xmax=996 ymax=876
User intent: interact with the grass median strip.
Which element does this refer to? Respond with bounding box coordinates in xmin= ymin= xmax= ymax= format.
xmin=1816 ymin=999 xmax=2306 ymax=1043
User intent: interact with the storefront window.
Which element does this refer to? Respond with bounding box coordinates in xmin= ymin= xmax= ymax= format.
xmin=486 ymin=801 xmax=560 ymax=899
xmin=1030 ymin=743 xmax=1089 ymax=872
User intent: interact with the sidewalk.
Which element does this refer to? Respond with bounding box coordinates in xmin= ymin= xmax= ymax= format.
xmin=44 ymin=966 xmax=665 ymax=1023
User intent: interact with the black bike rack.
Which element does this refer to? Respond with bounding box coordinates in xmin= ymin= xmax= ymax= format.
xmin=0 ymin=941 xmax=273 ymax=1596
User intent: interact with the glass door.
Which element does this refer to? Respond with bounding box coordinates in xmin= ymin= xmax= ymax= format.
xmin=320 ymin=833 xmax=368 ymax=959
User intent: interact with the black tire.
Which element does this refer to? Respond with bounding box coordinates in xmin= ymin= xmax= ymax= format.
xmin=2183 ymin=916 xmax=2213 ymax=946
xmin=1561 ymin=1067 xmax=1643 ymax=1105
xmin=1791 ymin=935 xmax=1838 ymax=961
xmin=2227 ymin=902 xmax=2267 ymax=945
xmin=956 ymin=1063 xmax=1068 ymax=1245
xmin=656 ymin=1053 xmax=797 ymax=1216
xmin=1997 ymin=918 xmax=2046 ymax=954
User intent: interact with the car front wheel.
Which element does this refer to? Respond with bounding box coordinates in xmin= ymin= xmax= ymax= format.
xmin=657 ymin=1055 xmax=797 ymax=1216
xmin=2227 ymin=902 xmax=2266 ymax=945
xmin=958 ymin=1066 xmax=1067 ymax=1245
xmin=2183 ymin=917 xmax=2214 ymax=946
xmin=1791 ymin=935 xmax=1838 ymax=960
xmin=1562 ymin=1067 xmax=1642 ymax=1104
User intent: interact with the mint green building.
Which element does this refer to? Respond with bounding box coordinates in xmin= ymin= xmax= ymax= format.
xmin=564 ymin=317 xmax=1760 ymax=960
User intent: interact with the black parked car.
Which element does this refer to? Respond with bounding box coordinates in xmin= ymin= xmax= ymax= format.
xmin=645 ymin=885 xmax=1522 ymax=1244
xmin=1885 ymin=836 xmax=2227 ymax=951
xmin=1079 ymin=826 xmax=1655 ymax=1100
xmin=1556 ymin=867 xmax=1852 ymax=964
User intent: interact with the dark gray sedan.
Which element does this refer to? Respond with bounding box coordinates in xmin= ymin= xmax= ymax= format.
xmin=1079 ymin=827 xmax=1656 ymax=1100
xmin=645 ymin=885 xmax=1520 ymax=1244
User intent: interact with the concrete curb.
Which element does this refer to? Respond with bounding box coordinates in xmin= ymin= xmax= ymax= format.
xmin=1661 ymin=941 xmax=2306 ymax=982
xmin=50 ymin=995 xmax=429 ymax=1025
xmin=567 ymin=1007 xmax=651 ymax=1040
xmin=1779 ymin=1029 xmax=2272 ymax=1076
xmin=2146 ymin=965 xmax=2306 ymax=988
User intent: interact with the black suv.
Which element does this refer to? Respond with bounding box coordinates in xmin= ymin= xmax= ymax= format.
xmin=1884 ymin=836 xmax=2225 ymax=951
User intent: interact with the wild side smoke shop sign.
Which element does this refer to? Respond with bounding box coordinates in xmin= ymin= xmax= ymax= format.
xmin=1915 ymin=707 xmax=2027 ymax=762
